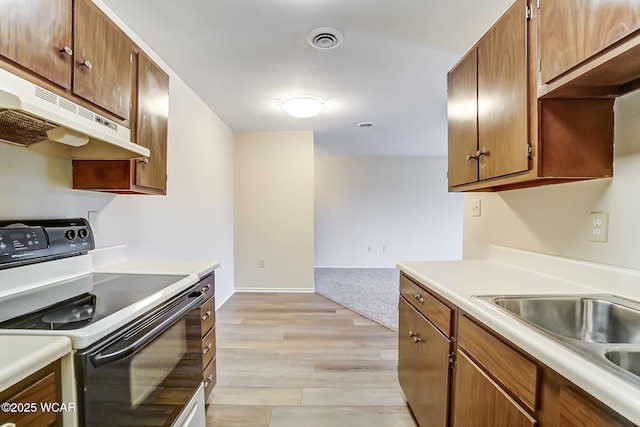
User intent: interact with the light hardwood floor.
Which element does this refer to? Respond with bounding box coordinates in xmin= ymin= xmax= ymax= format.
xmin=206 ymin=292 xmax=417 ymax=427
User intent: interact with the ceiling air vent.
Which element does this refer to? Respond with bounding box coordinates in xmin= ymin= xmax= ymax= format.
xmin=308 ymin=27 xmax=344 ymax=50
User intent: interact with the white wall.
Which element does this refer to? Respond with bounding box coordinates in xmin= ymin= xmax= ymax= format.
xmin=315 ymin=156 xmax=463 ymax=267
xmin=463 ymin=89 xmax=640 ymax=272
xmin=0 ymin=1 xmax=236 ymax=307
xmin=234 ymin=131 xmax=315 ymax=291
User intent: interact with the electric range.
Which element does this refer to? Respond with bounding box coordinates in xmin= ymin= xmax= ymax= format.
xmin=0 ymin=218 xmax=206 ymax=426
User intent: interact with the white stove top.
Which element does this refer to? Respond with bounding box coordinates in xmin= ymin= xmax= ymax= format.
xmin=0 ymin=254 xmax=198 ymax=348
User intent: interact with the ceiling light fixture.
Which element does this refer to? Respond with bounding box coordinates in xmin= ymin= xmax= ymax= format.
xmin=281 ymin=97 xmax=325 ymax=118
xmin=308 ymin=27 xmax=344 ymax=50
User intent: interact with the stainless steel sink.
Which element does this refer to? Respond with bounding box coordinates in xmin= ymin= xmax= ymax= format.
xmin=475 ymin=294 xmax=640 ymax=387
xmin=606 ymin=350 xmax=640 ymax=377
xmin=491 ymin=296 xmax=640 ymax=344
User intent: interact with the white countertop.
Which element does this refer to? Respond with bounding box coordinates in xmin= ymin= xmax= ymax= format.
xmin=90 ymin=244 xmax=220 ymax=279
xmin=397 ymin=246 xmax=640 ymax=425
xmin=94 ymin=259 xmax=220 ymax=279
xmin=0 ymin=335 xmax=71 ymax=391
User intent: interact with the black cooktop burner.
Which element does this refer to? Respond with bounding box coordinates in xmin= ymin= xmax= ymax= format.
xmin=0 ymin=273 xmax=188 ymax=330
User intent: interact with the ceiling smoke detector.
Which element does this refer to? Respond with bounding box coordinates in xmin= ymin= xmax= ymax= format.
xmin=308 ymin=27 xmax=344 ymax=50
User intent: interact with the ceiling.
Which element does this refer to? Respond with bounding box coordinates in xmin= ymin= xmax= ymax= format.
xmin=103 ymin=0 xmax=512 ymax=156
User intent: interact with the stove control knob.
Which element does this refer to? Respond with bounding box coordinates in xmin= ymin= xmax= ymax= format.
xmin=64 ymin=229 xmax=77 ymax=241
xmin=78 ymin=228 xmax=89 ymax=239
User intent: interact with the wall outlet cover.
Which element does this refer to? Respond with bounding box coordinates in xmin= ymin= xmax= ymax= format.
xmin=589 ymin=212 xmax=608 ymax=243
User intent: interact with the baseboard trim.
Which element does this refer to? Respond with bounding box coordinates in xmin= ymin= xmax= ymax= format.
xmin=235 ymin=287 xmax=315 ymax=293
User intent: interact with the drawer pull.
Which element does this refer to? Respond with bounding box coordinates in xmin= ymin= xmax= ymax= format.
xmin=60 ymin=46 xmax=73 ymax=56
xmin=203 ymin=343 xmax=213 ymax=354
xmin=202 ymin=284 xmax=211 ymax=293
xmin=1 ymin=424 xmax=17 ymax=427
xmin=80 ymin=59 xmax=93 ymax=70
xmin=202 ymin=310 xmax=212 ymax=321
xmin=204 ymin=374 xmax=214 ymax=388
xmin=414 ymin=293 xmax=425 ymax=303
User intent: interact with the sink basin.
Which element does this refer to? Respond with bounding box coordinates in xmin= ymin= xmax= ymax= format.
xmin=475 ymin=294 xmax=640 ymax=386
xmin=606 ymin=350 xmax=640 ymax=378
xmin=490 ymin=296 xmax=640 ymax=344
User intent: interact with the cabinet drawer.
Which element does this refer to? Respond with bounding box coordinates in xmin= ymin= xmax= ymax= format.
xmin=203 ymin=357 xmax=216 ymax=403
xmin=198 ymin=273 xmax=214 ymax=301
xmin=458 ymin=315 xmax=538 ymax=412
xmin=200 ymin=296 xmax=215 ymax=337
xmin=0 ymin=372 xmax=58 ymax=427
xmin=400 ymin=274 xmax=452 ymax=336
xmin=202 ymin=327 xmax=216 ymax=369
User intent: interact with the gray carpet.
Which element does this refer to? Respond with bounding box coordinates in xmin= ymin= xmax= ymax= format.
xmin=314 ymin=268 xmax=399 ymax=331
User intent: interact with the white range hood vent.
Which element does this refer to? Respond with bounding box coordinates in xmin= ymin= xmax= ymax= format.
xmin=0 ymin=68 xmax=149 ymax=159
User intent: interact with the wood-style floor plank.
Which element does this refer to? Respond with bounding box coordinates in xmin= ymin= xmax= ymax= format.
xmin=206 ymin=292 xmax=417 ymax=427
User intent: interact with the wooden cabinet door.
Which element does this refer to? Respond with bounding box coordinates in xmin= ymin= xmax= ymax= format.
xmin=398 ymin=298 xmax=451 ymax=427
xmin=74 ymin=0 xmax=133 ymax=120
xmin=539 ymin=0 xmax=640 ymax=84
xmin=453 ymin=351 xmax=536 ymax=427
xmin=0 ymin=0 xmax=72 ymax=89
xmin=447 ymin=48 xmax=479 ymax=187
xmin=135 ymin=52 xmax=169 ymax=193
xmin=477 ymin=0 xmax=529 ymax=181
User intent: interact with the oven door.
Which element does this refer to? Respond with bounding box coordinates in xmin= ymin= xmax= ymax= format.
xmin=76 ymin=287 xmax=205 ymax=427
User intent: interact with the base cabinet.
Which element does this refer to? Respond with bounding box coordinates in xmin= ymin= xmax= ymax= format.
xmin=398 ymin=298 xmax=451 ymax=427
xmin=453 ymin=351 xmax=535 ymax=427
xmin=197 ymin=273 xmax=216 ymax=403
xmin=398 ymin=273 xmax=635 ymax=427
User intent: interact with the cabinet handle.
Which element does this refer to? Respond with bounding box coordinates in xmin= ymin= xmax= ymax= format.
xmin=138 ymin=158 xmax=149 ymax=164
xmin=202 ymin=284 xmax=211 ymax=293
xmin=203 ymin=343 xmax=213 ymax=354
xmin=476 ymin=149 xmax=489 ymax=158
xmin=1 ymin=423 xmax=17 ymax=427
xmin=81 ymin=59 xmax=93 ymax=70
xmin=414 ymin=293 xmax=425 ymax=303
xmin=413 ymin=336 xmax=422 ymax=344
xmin=204 ymin=374 xmax=214 ymax=388
xmin=60 ymin=46 xmax=73 ymax=56
xmin=202 ymin=310 xmax=212 ymax=321
xmin=466 ymin=153 xmax=478 ymax=161
xmin=409 ymin=331 xmax=416 ymax=337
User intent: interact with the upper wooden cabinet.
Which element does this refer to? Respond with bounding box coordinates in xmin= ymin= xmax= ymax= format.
xmin=0 ymin=0 xmax=73 ymax=89
xmin=74 ymin=0 xmax=133 ymax=120
xmin=539 ymin=0 xmax=640 ymax=85
xmin=72 ymin=52 xmax=169 ymax=195
xmin=448 ymin=0 xmax=616 ymax=192
xmin=477 ymin=2 xmax=529 ymax=181
xmin=0 ymin=0 xmax=134 ymax=124
xmin=448 ymin=1 xmax=531 ymax=190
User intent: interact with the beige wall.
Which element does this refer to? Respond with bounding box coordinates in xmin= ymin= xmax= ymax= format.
xmin=234 ymin=131 xmax=315 ymax=291
xmin=463 ymin=89 xmax=640 ymax=271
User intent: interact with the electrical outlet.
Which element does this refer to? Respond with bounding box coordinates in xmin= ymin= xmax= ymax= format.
xmin=589 ymin=212 xmax=608 ymax=243
xmin=471 ymin=199 xmax=481 ymax=217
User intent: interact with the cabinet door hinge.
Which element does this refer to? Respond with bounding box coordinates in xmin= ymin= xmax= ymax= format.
xmin=528 ymin=142 xmax=534 ymax=159
xmin=537 ymin=0 xmax=540 ymax=9
xmin=129 ymin=101 xmax=132 ymax=111
xmin=448 ymin=352 xmax=455 ymax=369
xmin=130 ymin=53 xmax=133 ymax=64
xmin=538 ymin=58 xmax=541 ymax=72
xmin=526 ymin=4 xmax=534 ymax=21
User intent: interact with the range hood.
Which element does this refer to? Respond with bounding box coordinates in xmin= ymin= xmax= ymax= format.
xmin=0 ymin=67 xmax=149 ymax=159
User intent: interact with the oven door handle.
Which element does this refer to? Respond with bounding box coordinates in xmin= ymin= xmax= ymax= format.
xmin=90 ymin=290 xmax=205 ymax=368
